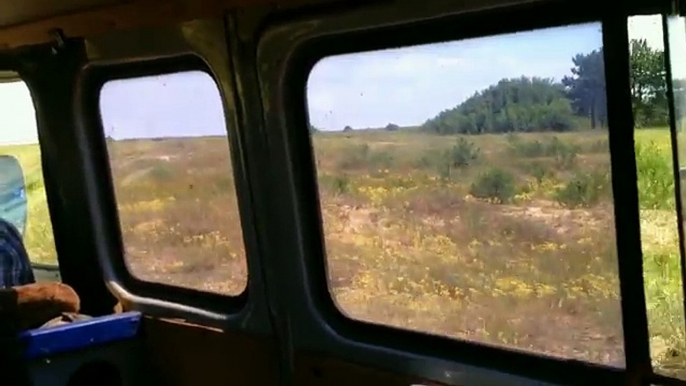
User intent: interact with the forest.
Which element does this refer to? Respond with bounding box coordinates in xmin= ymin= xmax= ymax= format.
xmin=416 ymin=39 xmax=670 ymax=135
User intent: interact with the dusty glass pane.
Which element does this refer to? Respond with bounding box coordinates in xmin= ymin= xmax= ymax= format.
xmin=99 ymin=71 xmax=247 ymax=295
xmin=307 ymin=23 xmax=626 ymax=365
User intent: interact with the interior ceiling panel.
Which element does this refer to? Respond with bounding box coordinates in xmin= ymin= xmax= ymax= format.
xmin=0 ymin=0 xmax=651 ymax=50
xmin=0 ymin=0 xmax=123 ymax=27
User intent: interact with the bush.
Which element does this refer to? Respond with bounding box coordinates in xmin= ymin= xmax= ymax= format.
xmin=385 ymin=123 xmax=400 ymax=131
xmin=436 ymin=138 xmax=480 ymax=180
xmin=447 ymin=138 xmax=480 ymax=168
xmin=635 ymin=141 xmax=675 ymax=210
xmin=343 ymin=126 xmax=354 ymax=132
xmin=332 ymin=175 xmax=351 ymax=195
xmin=555 ymin=169 xmax=610 ymax=208
xmin=470 ymin=168 xmax=516 ymax=203
xmin=319 ymin=174 xmax=352 ymax=195
xmin=524 ymin=161 xmax=554 ymax=183
xmin=548 ymin=136 xmax=578 ymax=168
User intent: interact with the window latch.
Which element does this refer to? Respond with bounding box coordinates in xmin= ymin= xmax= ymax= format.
xmin=49 ymin=28 xmax=67 ymax=54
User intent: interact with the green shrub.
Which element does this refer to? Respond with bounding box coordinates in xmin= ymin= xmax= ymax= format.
xmin=548 ymin=136 xmax=578 ymax=168
xmin=448 ymin=138 xmax=480 ymax=168
xmin=320 ymin=174 xmax=351 ymax=195
xmin=524 ymin=161 xmax=554 ymax=183
xmin=470 ymin=168 xmax=516 ymax=203
xmin=332 ymin=175 xmax=351 ymax=195
xmin=555 ymin=169 xmax=610 ymax=208
xmin=435 ymin=138 xmax=481 ymax=180
xmin=635 ymin=141 xmax=675 ymax=210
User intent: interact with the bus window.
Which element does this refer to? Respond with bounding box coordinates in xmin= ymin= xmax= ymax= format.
xmin=307 ymin=22 xmax=626 ymax=365
xmin=0 ymin=79 xmax=57 ymax=268
xmin=99 ymin=70 xmax=247 ymax=296
xmin=635 ymin=13 xmax=686 ymax=380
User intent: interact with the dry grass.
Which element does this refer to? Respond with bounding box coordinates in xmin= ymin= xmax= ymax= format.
xmin=106 ymin=137 xmax=247 ymax=295
xmin=0 ymin=144 xmax=56 ymax=264
xmin=0 ymin=129 xmax=683 ymax=376
xmin=314 ymin=130 xmax=623 ymax=365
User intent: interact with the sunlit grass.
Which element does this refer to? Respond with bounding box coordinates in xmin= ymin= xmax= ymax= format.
xmin=0 ymin=128 xmax=684 ymax=374
xmin=0 ymin=144 xmax=56 ymax=264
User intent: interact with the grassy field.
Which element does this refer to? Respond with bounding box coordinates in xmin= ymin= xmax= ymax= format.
xmin=0 ymin=144 xmax=56 ymax=264
xmin=1 ymin=128 xmax=685 ymax=375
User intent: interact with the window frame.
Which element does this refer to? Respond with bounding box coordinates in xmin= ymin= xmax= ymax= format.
xmin=0 ymin=73 xmax=61 ymax=278
xmin=257 ymin=0 xmax=664 ymax=384
xmin=83 ymin=54 xmax=250 ymax=314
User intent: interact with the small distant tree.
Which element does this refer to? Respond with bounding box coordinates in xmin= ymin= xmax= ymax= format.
xmin=470 ymin=168 xmax=516 ymax=204
xmin=439 ymin=138 xmax=480 ymax=179
xmin=308 ymin=123 xmax=319 ymax=133
xmin=343 ymin=126 xmax=353 ymax=132
xmin=448 ymin=138 xmax=480 ymax=168
xmin=385 ymin=123 xmax=400 ymax=131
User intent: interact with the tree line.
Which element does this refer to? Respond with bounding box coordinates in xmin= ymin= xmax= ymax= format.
xmin=420 ymin=38 xmax=670 ymax=135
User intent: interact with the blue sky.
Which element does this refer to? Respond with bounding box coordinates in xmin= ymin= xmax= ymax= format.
xmin=307 ymin=23 xmax=603 ymax=130
xmin=99 ymin=71 xmax=226 ymax=139
xmin=0 ymin=16 xmax=671 ymax=143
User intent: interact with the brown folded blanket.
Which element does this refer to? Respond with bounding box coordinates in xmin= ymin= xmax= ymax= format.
xmin=0 ymin=282 xmax=80 ymax=331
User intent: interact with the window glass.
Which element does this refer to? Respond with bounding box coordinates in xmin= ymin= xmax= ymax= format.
xmin=99 ymin=70 xmax=247 ymax=295
xmin=0 ymin=79 xmax=57 ymax=266
xmin=632 ymin=14 xmax=686 ymax=380
xmin=307 ymin=23 xmax=626 ymax=364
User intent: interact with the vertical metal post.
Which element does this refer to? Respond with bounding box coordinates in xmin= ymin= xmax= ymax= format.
xmin=602 ymin=13 xmax=652 ymax=383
